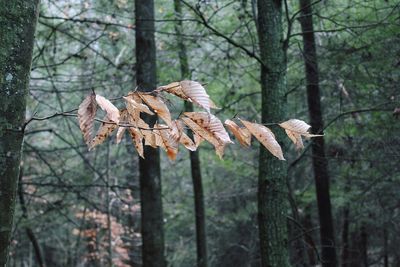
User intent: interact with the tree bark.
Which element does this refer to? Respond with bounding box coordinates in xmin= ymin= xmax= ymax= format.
xmin=0 ymin=1 xmax=40 ymax=266
xmin=135 ymin=1 xmax=166 ymax=266
xmin=298 ymin=1 xmax=338 ymax=266
xmin=256 ymin=1 xmax=289 ymax=266
xmin=174 ymin=1 xmax=208 ymax=267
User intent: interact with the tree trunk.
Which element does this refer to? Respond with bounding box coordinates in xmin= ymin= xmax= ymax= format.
xmin=256 ymin=1 xmax=289 ymax=266
xmin=135 ymin=1 xmax=166 ymax=266
xmin=174 ymin=1 xmax=208 ymax=267
xmin=0 ymin=1 xmax=40 ymax=265
xmin=298 ymin=1 xmax=338 ymax=266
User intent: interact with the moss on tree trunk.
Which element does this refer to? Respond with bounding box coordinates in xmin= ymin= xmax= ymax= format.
xmin=0 ymin=1 xmax=40 ymax=266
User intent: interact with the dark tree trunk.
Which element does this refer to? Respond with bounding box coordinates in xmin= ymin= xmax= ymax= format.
xmin=0 ymin=1 xmax=40 ymax=265
xmin=174 ymin=1 xmax=208 ymax=267
xmin=298 ymin=1 xmax=338 ymax=266
xmin=256 ymin=1 xmax=289 ymax=266
xmin=18 ymin=169 xmax=45 ymax=267
xmin=135 ymin=1 xmax=166 ymax=266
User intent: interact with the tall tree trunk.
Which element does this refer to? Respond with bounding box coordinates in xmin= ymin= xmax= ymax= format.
xmin=0 ymin=1 xmax=40 ymax=265
xmin=135 ymin=1 xmax=166 ymax=266
xmin=298 ymin=1 xmax=338 ymax=266
xmin=256 ymin=1 xmax=289 ymax=266
xmin=174 ymin=1 xmax=208 ymax=267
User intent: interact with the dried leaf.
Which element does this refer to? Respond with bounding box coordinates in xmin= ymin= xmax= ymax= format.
xmin=284 ymin=129 xmax=303 ymax=150
xmin=128 ymin=127 xmax=144 ymax=158
xmin=181 ymin=112 xmax=232 ymax=159
xmin=116 ymin=127 xmax=127 ymax=144
xmin=95 ymin=95 xmax=120 ymax=123
xmin=279 ymin=119 xmax=322 ymax=150
xmin=240 ymin=119 xmax=285 ymax=160
xmin=171 ymin=120 xmax=196 ymax=151
xmin=124 ymin=96 xmax=154 ymax=116
xmin=78 ymin=93 xmax=97 ymax=146
xmin=137 ymin=93 xmax=172 ymax=126
xmin=154 ymin=123 xmax=179 ymax=160
xmin=89 ymin=117 xmax=118 ymax=150
xmin=224 ymin=119 xmax=251 ymax=147
xmin=161 ymin=80 xmax=217 ymax=112
xmin=116 ymin=109 xmax=129 ymax=144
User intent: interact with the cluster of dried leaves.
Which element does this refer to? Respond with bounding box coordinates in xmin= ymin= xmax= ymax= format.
xmin=78 ymin=80 xmax=320 ymax=160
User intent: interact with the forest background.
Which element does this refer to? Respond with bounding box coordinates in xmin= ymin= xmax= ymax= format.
xmin=1 ymin=0 xmax=399 ymax=266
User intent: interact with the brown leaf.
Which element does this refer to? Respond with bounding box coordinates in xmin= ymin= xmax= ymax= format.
xmin=224 ymin=119 xmax=251 ymax=147
xmin=181 ymin=112 xmax=232 ymax=159
xmin=78 ymin=93 xmax=97 ymax=146
xmin=279 ymin=119 xmax=322 ymax=150
xmin=128 ymin=127 xmax=144 ymax=158
xmin=284 ymin=129 xmax=303 ymax=150
xmin=89 ymin=117 xmax=118 ymax=150
xmin=137 ymin=92 xmax=172 ymax=126
xmin=95 ymin=95 xmax=120 ymax=123
xmin=184 ymin=112 xmax=232 ymax=144
xmin=240 ymin=119 xmax=285 ymax=160
xmin=116 ymin=109 xmax=129 ymax=144
xmin=171 ymin=120 xmax=196 ymax=151
xmin=154 ymin=123 xmax=179 ymax=160
xmin=116 ymin=127 xmax=127 ymax=144
xmin=160 ymin=80 xmax=217 ymax=112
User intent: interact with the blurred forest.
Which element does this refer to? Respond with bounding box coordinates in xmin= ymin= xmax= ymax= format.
xmin=0 ymin=0 xmax=399 ymax=267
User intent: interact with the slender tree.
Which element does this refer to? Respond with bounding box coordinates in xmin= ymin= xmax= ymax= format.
xmin=135 ymin=0 xmax=166 ymax=266
xmin=174 ymin=1 xmax=208 ymax=267
xmin=0 ymin=1 xmax=40 ymax=265
xmin=298 ymin=0 xmax=338 ymax=266
xmin=256 ymin=1 xmax=290 ymax=266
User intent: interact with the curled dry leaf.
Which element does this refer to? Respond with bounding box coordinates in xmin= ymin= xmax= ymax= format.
xmin=154 ymin=123 xmax=179 ymax=160
xmin=279 ymin=119 xmax=322 ymax=150
xmin=95 ymin=95 xmax=120 ymax=123
xmin=137 ymin=92 xmax=172 ymax=126
xmin=181 ymin=112 xmax=232 ymax=158
xmin=160 ymin=80 xmax=217 ymax=112
xmin=128 ymin=127 xmax=144 ymax=158
xmin=89 ymin=116 xmax=118 ymax=150
xmin=78 ymin=93 xmax=97 ymax=146
xmin=240 ymin=119 xmax=285 ymax=160
xmin=172 ymin=120 xmax=196 ymax=151
xmin=224 ymin=119 xmax=251 ymax=147
xmin=116 ymin=109 xmax=129 ymax=144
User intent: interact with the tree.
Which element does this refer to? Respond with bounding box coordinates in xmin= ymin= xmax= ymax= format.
xmin=0 ymin=0 xmax=40 ymax=265
xmin=256 ymin=0 xmax=290 ymax=266
xmin=174 ymin=1 xmax=208 ymax=266
xmin=135 ymin=0 xmax=166 ymax=266
xmin=298 ymin=0 xmax=338 ymax=266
